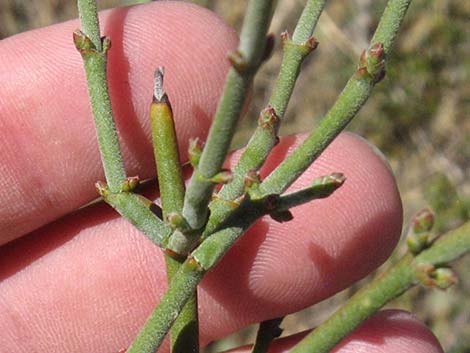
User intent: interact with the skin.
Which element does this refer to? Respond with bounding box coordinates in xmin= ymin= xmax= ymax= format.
xmin=0 ymin=2 xmax=443 ymax=353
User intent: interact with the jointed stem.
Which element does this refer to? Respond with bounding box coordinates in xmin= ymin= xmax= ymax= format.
xmin=150 ymin=68 xmax=185 ymax=219
xmin=259 ymin=73 xmax=375 ymax=195
xmin=126 ymin=2 xmax=417 ymax=351
xmin=76 ymin=0 xmax=126 ymax=193
xmin=206 ymin=0 xmax=326 ymax=235
xmin=371 ymin=0 xmax=413 ymax=53
xmin=289 ymin=221 xmax=470 ymax=353
xmin=150 ymin=68 xmax=200 ymax=353
xmin=77 ymin=0 xmax=101 ymax=51
xmin=292 ymin=0 xmax=328 ymax=43
xmin=126 ymin=260 xmax=205 ymax=353
xmin=76 ymin=1 xmax=171 ymax=244
xmin=101 ymin=191 xmax=171 ymax=246
xmin=292 ymin=255 xmax=416 ymax=353
xmin=181 ymin=0 xmax=276 ymax=231
xmin=75 ymin=2 xmax=467 ymax=353
xmin=260 ymin=0 xmax=412 ymax=196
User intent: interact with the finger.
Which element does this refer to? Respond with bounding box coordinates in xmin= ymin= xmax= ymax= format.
xmin=200 ymin=132 xmax=402 ymax=342
xmin=0 ymin=133 xmax=402 ymax=352
xmin=0 ymin=2 xmax=237 ymax=244
xmin=227 ymin=310 xmax=444 ymax=353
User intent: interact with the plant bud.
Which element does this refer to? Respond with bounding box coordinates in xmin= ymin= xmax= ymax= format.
xmin=188 ymin=138 xmax=203 ymax=168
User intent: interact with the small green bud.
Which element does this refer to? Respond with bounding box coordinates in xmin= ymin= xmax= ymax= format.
xmin=357 ymin=42 xmax=386 ymax=83
xmin=411 ymin=208 xmax=434 ymax=234
xmin=258 ymin=105 xmax=279 ymax=130
xmin=210 ymin=170 xmax=233 ymax=185
xmin=281 ymin=31 xmax=318 ymax=57
xmin=188 ymin=138 xmax=203 ymax=168
xmin=407 ymin=232 xmax=430 ymax=254
xmin=73 ymin=30 xmax=110 ymax=56
xmin=121 ymin=176 xmax=140 ymax=192
xmin=416 ymin=264 xmax=458 ymax=290
xmin=227 ymin=50 xmax=248 ymax=73
xmin=432 ymin=268 xmax=458 ymax=290
xmin=244 ymin=169 xmax=261 ymax=188
xmin=280 ymin=31 xmax=290 ymax=47
xmin=310 ymin=172 xmax=346 ymax=198
xmin=407 ymin=208 xmax=434 ymax=254
xmin=102 ymin=37 xmax=111 ymax=54
xmin=73 ymin=29 xmax=95 ymax=52
xmin=166 ymin=212 xmax=191 ymax=233
xmin=244 ymin=169 xmax=262 ymax=199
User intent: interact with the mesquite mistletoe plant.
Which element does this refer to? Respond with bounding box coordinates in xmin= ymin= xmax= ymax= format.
xmin=69 ymin=0 xmax=470 ymax=352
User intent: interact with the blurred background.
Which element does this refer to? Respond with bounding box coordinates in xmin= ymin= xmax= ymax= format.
xmin=1 ymin=0 xmax=468 ymax=351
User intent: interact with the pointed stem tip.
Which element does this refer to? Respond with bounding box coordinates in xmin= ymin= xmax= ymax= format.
xmin=153 ymin=67 xmax=168 ymax=103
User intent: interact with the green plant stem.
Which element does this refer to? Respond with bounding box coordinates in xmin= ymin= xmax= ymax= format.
xmin=292 ymin=0 xmax=328 ymax=43
xmin=128 ymin=217 xmax=469 ymax=353
xmin=206 ymin=0 xmax=326 ymax=235
xmin=76 ymin=2 xmax=174 ymax=243
xmin=259 ymin=0 xmax=412 ymax=196
xmin=103 ymin=192 xmax=171 ymax=245
xmin=259 ymin=73 xmax=374 ymax=195
xmin=150 ymin=70 xmax=185 ymax=219
xmin=371 ymin=0 xmax=412 ymax=53
xmin=126 ymin=2 xmax=415 ymax=350
xmin=76 ymin=1 xmax=126 ymax=193
xmin=289 ymin=221 xmax=470 ymax=353
xmin=181 ymin=0 xmax=276 ymax=231
xmin=127 ymin=204 xmax=265 ymax=352
xmin=126 ymin=181 xmax=346 ymax=352
xmin=150 ymin=69 xmax=199 ymax=353
xmin=126 ymin=260 xmax=205 ymax=353
xmin=77 ymin=0 xmax=101 ymax=50
xmin=251 ymin=318 xmax=283 ymax=353
xmin=415 ymin=222 xmax=470 ymax=267
xmin=275 ymin=173 xmax=345 ymax=211
xmin=164 ymin=257 xmax=199 ymax=353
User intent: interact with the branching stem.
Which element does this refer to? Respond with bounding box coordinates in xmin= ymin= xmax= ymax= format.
xmin=126 ymin=2 xmax=417 ymax=351
xmin=289 ymin=221 xmax=470 ymax=353
xmin=206 ymin=0 xmax=326 ymax=235
xmin=259 ymin=0 xmax=412 ymax=196
xmin=181 ymin=0 xmax=276 ymax=231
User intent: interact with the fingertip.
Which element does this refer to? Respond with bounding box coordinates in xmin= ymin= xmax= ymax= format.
xmin=226 ymin=310 xmax=443 ymax=353
xmin=333 ymin=310 xmax=444 ymax=353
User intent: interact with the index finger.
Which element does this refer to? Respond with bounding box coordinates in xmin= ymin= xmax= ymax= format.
xmin=0 ymin=2 xmax=237 ymax=244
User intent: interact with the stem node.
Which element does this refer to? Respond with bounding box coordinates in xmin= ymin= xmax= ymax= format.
xmin=415 ymin=263 xmax=458 ymax=289
xmin=228 ymin=50 xmax=249 ymax=73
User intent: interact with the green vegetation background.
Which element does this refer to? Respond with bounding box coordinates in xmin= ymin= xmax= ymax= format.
xmin=1 ymin=0 xmax=467 ymax=351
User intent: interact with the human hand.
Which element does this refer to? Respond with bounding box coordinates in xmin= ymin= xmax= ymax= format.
xmin=0 ymin=2 xmax=443 ymax=352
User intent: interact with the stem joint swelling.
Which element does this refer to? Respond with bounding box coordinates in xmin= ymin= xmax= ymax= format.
xmin=73 ymin=29 xmax=111 ymax=57
xmin=229 ymin=34 xmax=275 ymax=74
xmin=406 ymin=209 xmax=459 ymax=291
xmin=281 ymin=30 xmax=318 ymax=58
xmin=356 ymin=42 xmax=386 ymax=84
